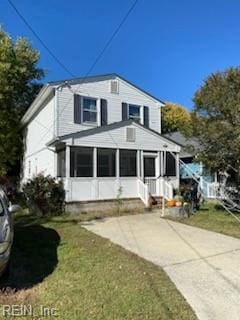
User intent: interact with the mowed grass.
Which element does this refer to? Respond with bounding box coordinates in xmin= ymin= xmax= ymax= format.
xmin=0 ymin=211 xmax=196 ymax=320
xmin=166 ymin=202 xmax=240 ymax=239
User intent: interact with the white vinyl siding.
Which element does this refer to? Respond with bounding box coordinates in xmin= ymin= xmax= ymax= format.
xmin=62 ymin=123 xmax=180 ymax=152
xmin=57 ymin=78 xmax=162 ymax=136
xmin=22 ymin=94 xmax=56 ymax=182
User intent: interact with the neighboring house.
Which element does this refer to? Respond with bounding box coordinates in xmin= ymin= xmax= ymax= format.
xmin=164 ymin=131 xmax=218 ymax=198
xmin=21 ymin=74 xmax=181 ymax=206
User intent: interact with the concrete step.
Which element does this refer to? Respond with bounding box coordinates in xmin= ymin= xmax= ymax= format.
xmin=151 ymin=196 xmax=165 ymax=209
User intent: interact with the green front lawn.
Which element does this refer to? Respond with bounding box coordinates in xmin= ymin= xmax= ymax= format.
xmin=166 ymin=202 xmax=240 ymax=239
xmin=0 ymin=211 xmax=196 ymax=320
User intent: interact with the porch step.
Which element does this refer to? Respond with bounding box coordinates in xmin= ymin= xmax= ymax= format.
xmin=151 ymin=196 xmax=164 ymax=209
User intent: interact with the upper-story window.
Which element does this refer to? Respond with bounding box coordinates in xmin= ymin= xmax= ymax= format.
xmin=128 ymin=104 xmax=141 ymax=122
xmin=83 ymin=97 xmax=97 ymax=123
xmin=122 ymin=102 xmax=149 ymax=127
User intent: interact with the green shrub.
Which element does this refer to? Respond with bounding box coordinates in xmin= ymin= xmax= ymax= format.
xmin=22 ymin=175 xmax=65 ymax=216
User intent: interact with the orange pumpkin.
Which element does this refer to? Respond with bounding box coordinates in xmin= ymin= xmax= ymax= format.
xmin=167 ymin=199 xmax=176 ymax=207
xmin=175 ymin=201 xmax=182 ymax=207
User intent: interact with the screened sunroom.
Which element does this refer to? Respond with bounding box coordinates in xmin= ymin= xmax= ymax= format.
xmin=57 ymin=145 xmax=179 ymax=202
xmin=52 ymin=120 xmax=181 ymax=203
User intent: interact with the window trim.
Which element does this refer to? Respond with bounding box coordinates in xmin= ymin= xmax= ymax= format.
xmin=82 ymin=96 xmax=98 ymax=124
xmin=128 ymin=104 xmax=141 ymax=122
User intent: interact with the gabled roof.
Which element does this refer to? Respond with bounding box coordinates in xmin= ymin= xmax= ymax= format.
xmin=48 ymin=119 xmax=181 ymax=149
xmin=163 ymin=131 xmax=200 ymax=158
xmin=22 ymin=73 xmax=165 ymax=126
xmin=48 ymin=73 xmax=165 ymax=104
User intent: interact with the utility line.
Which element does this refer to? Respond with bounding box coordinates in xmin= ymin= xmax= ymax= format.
xmin=82 ymin=0 xmax=139 ymax=78
xmin=7 ymin=0 xmax=75 ymax=77
xmin=26 ymin=0 xmax=140 ymax=155
xmin=10 ymin=1 xmax=178 ymax=302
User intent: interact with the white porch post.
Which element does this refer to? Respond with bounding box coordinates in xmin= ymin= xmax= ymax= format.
xmin=116 ymin=149 xmax=120 ymax=178
xmin=93 ymin=147 xmax=97 ymax=178
xmin=156 ymin=152 xmax=161 ymax=178
xmin=156 ymin=151 xmax=161 ymax=195
xmin=66 ymin=145 xmax=70 ymax=178
xmin=116 ymin=149 xmax=120 ymax=193
xmin=137 ymin=150 xmax=141 ymax=178
xmin=140 ymin=150 xmax=144 ymax=180
xmin=65 ymin=145 xmax=71 ymax=202
xmin=92 ymin=147 xmax=97 ymax=200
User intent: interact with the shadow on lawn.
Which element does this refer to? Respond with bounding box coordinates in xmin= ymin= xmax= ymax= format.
xmin=0 ymin=216 xmax=60 ymax=291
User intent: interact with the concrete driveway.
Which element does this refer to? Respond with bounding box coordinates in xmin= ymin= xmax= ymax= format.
xmin=82 ymin=213 xmax=240 ymax=320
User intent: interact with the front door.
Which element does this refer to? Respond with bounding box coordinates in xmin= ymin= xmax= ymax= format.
xmin=144 ymin=156 xmax=156 ymax=195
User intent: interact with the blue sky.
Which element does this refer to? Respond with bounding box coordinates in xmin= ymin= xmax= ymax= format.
xmin=1 ymin=0 xmax=240 ymax=109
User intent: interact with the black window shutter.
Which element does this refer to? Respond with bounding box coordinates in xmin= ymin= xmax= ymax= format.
xmin=144 ymin=106 xmax=149 ymax=128
xmin=74 ymin=94 xmax=82 ymax=124
xmin=122 ymin=102 xmax=128 ymax=121
xmin=100 ymin=99 xmax=108 ymax=126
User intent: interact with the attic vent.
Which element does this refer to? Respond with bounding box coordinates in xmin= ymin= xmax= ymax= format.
xmin=126 ymin=127 xmax=136 ymax=142
xmin=110 ymin=80 xmax=119 ymax=94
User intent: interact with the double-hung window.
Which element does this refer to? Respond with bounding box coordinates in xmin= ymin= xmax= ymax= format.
xmin=83 ymin=97 xmax=97 ymax=123
xmin=128 ymin=104 xmax=141 ymax=122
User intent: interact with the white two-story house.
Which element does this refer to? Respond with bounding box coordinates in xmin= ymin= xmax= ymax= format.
xmin=21 ymin=74 xmax=181 ymax=208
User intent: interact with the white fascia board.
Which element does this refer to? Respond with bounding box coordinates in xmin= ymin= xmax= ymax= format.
xmin=21 ymin=85 xmax=54 ymax=126
xmin=132 ymin=122 xmax=181 ymax=152
xmin=116 ymin=76 xmax=165 ymax=107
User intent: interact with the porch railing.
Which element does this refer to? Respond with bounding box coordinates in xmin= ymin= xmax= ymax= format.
xmin=208 ymin=183 xmax=219 ymax=198
xmin=144 ymin=178 xmax=157 ymax=195
xmin=138 ymin=177 xmax=174 ymax=206
xmin=199 ymin=179 xmax=221 ymax=199
xmin=159 ymin=177 xmax=173 ymax=200
xmin=137 ymin=178 xmax=149 ymax=206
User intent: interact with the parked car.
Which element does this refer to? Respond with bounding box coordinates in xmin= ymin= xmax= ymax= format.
xmin=0 ymin=187 xmax=20 ymax=278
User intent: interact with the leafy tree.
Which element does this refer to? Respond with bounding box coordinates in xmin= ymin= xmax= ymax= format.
xmin=161 ymin=102 xmax=191 ymax=134
xmin=0 ymin=27 xmax=44 ymax=176
xmin=191 ymin=67 xmax=240 ymax=172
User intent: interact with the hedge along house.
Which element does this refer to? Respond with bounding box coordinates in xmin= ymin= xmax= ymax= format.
xmin=21 ymin=74 xmax=181 ymax=210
